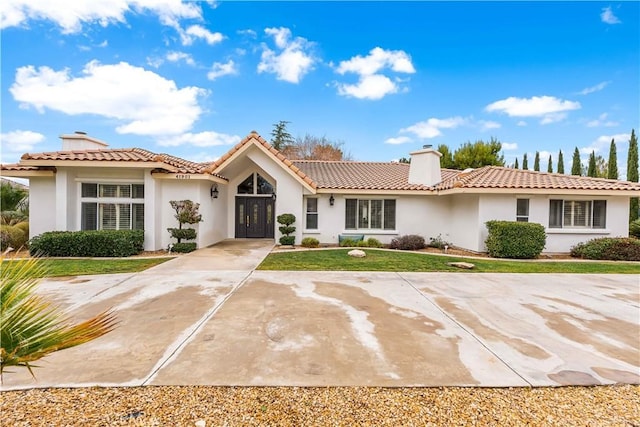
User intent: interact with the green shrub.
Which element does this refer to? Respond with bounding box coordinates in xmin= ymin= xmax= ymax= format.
xmin=14 ymin=221 xmax=29 ymax=236
xmin=365 ymin=237 xmax=384 ymax=248
xmin=29 ymin=230 xmax=144 ymax=257
xmin=389 ymin=235 xmax=425 ymax=251
xmin=339 ymin=238 xmax=358 ymax=247
xmin=279 ymin=235 xmax=295 ymax=246
xmin=570 ymin=237 xmax=640 ymax=261
xmin=485 ymin=221 xmax=546 ymax=259
xmin=276 ymin=214 xmax=296 ymax=226
xmin=170 ymin=242 xmax=197 ymax=253
xmin=0 ymin=224 xmax=28 ymax=251
xmin=356 ymin=240 xmax=370 ymax=247
xmin=278 ymin=226 xmax=296 ymax=235
xmin=167 ymin=228 xmax=197 ymax=241
xmin=301 ymin=237 xmax=320 ymax=248
xmin=630 ymin=219 xmax=640 ymax=239
xmin=0 ymin=211 xmax=28 ymax=226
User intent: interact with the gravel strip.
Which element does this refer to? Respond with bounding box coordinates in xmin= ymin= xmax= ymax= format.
xmin=2 ymin=385 xmax=638 ymax=426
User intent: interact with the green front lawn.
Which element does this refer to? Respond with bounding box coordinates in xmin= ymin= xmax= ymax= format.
xmin=258 ymin=249 xmax=640 ymax=274
xmin=2 ymin=257 xmax=172 ymax=278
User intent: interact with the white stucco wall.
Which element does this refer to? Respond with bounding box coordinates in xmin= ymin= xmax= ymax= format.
xmin=28 ymin=177 xmax=56 ymax=238
xmin=447 ymin=194 xmax=481 ymax=251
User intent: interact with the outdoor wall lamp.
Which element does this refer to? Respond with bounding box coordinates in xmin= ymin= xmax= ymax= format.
xmin=211 ymin=185 xmax=219 ymax=199
xmin=272 ymin=192 xmax=277 ymax=201
xmin=329 ymin=194 xmax=335 ymax=206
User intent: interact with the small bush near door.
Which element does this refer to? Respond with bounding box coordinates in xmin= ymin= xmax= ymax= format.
xmin=485 ymin=221 xmax=546 ymax=259
xmin=301 ymin=237 xmax=320 ymax=248
xmin=171 ymin=242 xmax=198 ymax=253
xmin=571 ymin=237 xmax=640 ymax=261
xmin=277 ymin=213 xmax=296 ymax=246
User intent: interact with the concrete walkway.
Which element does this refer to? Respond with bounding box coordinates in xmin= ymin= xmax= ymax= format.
xmin=2 ymin=241 xmax=638 ymax=390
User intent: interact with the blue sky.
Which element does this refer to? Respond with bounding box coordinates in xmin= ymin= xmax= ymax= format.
xmin=1 ymin=1 xmax=638 ymax=178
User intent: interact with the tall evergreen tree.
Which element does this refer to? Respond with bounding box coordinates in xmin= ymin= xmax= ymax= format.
xmin=628 ymin=129 xmax=639 ymax=221
xmin=437 ymin=144 xmax=455 ymax=168
xmin=547 ymin=155 xmax=553 ymax=173
xmin=606 ymin=139 xmax=618 ymax=179
xmin=533 ymin=151 xmax=540 ymax=171
xmin=557 ymin=150 xmax=565 ymax=173
xmin=514 ymin=158 xmax=519 ymax=169
xmin=522 ymin=153 xmax=528 ymax=170
xmin=587 ymin=151 xmax=597 ymax=177
xmin=270 ymin=120 xmax=294 ymax=151
xmin=571 ymin=147 xmax=581 ymax=175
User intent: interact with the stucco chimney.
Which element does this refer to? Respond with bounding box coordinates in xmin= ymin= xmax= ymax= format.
xmin=408 ymin=145 xmax=442 ymax=186
xmin=60 ymin=131 xmax=109 ymax=150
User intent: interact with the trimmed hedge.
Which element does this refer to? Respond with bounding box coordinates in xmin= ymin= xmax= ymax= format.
xmin=301 ymin=237 xmax=320 ymax=248
xmin=279 ymin=236 xmax=295 ymax=246
xmin=485 ymin=221 xmax=546 ymax=259
xmin=167 ymin=228 xmax=197 ymax=241
xmin=389 ymin=235 xmax=426 ymax=251
xmin=170 ymin=242 xmax=197 ymax=253
xmin=570 ymin=237 xmax=640 ymax=261
xmin=29 ymin=230 xmax=144 ymax=257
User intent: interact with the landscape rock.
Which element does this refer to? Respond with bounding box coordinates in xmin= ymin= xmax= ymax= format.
xmin=447 ymin=262 xmax=475 ymax=269
xmin=348 ymin=249 xmax=366 ymax=258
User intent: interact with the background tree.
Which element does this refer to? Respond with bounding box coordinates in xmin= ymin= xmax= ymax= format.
xmin=514 ymin=158 xmax=519 ymax=169
xmin=0 ymin=181 xmax=28 ymax=213
xmin=451 ymin=138 xmax=504 ymax=169
xmin=282 ymin=134 xmax=352 ymax=161
xmin=628 ymin=129 xmax=639 ymax=221
xmin=398 ymin=157 xmax=410 ymax=164
xmin=270 ymin=121 xmax=294 ymax=151
xmin=557 ymin=150 xmax=565 ymax=173
xmin=533 ymin=151 xmax=540 ymax=171
xmin=437 ymin=144 xmax=455 ymax=168
xmin=547 ymin=155 xmax=553 ymax=173
xmin=522 ymin=153 xmax=528 ymax=170
xmin=595 ymin=155 xmax=608 ymax=178
xmin=607 ymin=138 xmax=618 ymax=179
xmin=587 ymin=151 xmax=597 ymax=177
xmin=571 ymin=147 xmax=582 ymax=176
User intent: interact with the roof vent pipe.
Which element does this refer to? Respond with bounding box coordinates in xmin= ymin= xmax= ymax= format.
xmin=75 ymin=131 xmax=87 ymax=135
xmin=423 ymin=144 xmax=432 ymax=149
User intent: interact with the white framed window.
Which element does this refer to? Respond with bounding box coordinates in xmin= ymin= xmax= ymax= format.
xmin=305 ymin=198 xmax=318 ymax=229
xmin=549 ymin=200 xmax=606 ymax=229
xmin=81 ymin=183 xmax=144 ymax=231
xmin=516 ymin=199 xmax=529 ymax=222
xmin=345 ymin=199 xmax=396 ymax=230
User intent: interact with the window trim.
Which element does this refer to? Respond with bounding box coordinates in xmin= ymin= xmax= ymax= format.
xmin=345 ymin=198 xmax=396 ymax=231
xmin=516 ymin=198 xmax=529 ymax=222
xmin=79 ymin=182 xmax=144 ymax=231
xmin=305 ymin=197 xmax=319 ymax=230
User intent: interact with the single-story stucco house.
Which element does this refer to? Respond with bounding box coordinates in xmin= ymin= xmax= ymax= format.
xmin=2 ymin=130 xmax=639 ymax=253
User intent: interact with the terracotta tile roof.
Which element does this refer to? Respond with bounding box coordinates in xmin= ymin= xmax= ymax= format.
xmin=16 ymin=148 xmax=226 ymax=178
xmin=209 ymin=131 xmax=316 ymax=189
xmin=292 ymin=160 xmax=458 ymax=191
xmin=0 ymin=163 xmax=45 ymax=171
xmin=435 ymin=166 xmax=640 ymax=192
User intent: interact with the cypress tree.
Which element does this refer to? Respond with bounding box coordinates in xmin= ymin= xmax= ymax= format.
xmin=557 ymin=150 xmax=565 ymax=173
xmin=522 ymin=153 xmax=528 ymax=170
xmin=547 ymin=155 xmax=553 ymax=173
xmin=571 ymin=147 xmax=581 ymax=175
xmin=514 ymin=158 xmax=519 ymax=169
xmin=606 ymin=139 xmax=618 ymax=179
xmin=534 ymin=151 xmax=540 ymax=171
xmin=628 ymin=129 xmax=638 ymax=221
xmin=587 ymin=151 xmax=597 ymax=177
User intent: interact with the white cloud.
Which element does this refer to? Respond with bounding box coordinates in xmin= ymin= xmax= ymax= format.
xmin=166 ymin=51 xmax=195 ymax=66
xmin=0 ymin=129 xmax=45 ymax=152
xmin=0 ymin=0 xmax=203 ymax=33
xmin=384 ymin=136 xmax=412 ymax=145
xmin=502 ymin=142 xmax=518 ymax=150
xmin=586 ymin=112 xmax=619 ymax=128
xmin=400 ymin=117 xmax=466 ymax=139
xmin=601 ymin=6 xmax=621 ymax=24
xmin=207 ymin=60 xmax=237 ymax=80
xmin=517 ymin=121 xmax=527 ymax=126
xmin=478 ymin=120 xmax=501 ymax=131
xmin=179 ymin=24 xmax=223 ymax=46
xmin=257 ymin=27 xmax=315 ymax=84
xmin=578 ymin=80 xmax=611 ymax=95
xmin=237 ymin=29 xmax=257 ymax=38
xmin=580 ymin=133 xmax=630 ymax=154
xmin=157 ymin=131 xmax=240 ymax=147
xmin=10 ymin=61 xmax=207 ymax=136
xmin=485 ymin=95 xmax=581 ymax=124
xmin=335 ymin=47 xmax=415 ymax=100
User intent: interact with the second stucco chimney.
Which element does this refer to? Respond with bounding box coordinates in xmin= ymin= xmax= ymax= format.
xmin=60 ymin=131 xmax=109 ymax=150
xmin=408 ymin=145 xmax=442 ymax=186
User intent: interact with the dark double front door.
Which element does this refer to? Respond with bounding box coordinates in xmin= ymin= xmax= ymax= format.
xmin=235 ymin=197 xmax=275 ymax=238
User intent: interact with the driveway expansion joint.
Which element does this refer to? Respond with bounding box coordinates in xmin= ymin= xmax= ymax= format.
xmin=395 ymin=272 xmax=534 ymax=387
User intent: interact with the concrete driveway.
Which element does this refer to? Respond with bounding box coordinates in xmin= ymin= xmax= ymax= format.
xmin=2 ymin=241 xmax=638 ymax=390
